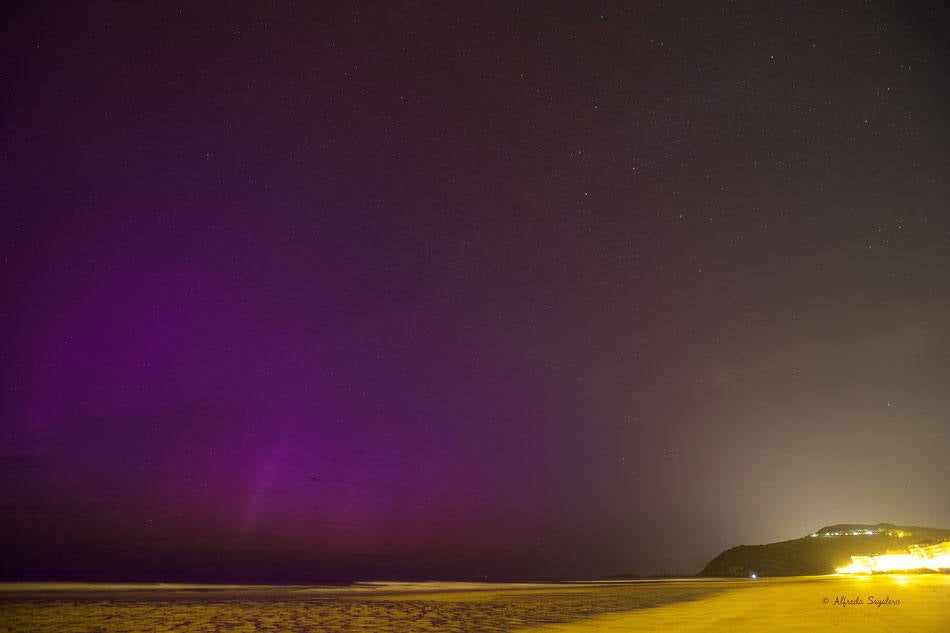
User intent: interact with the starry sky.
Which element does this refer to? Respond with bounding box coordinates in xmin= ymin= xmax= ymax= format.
xmin=2 ymin=2 xmax=948 ymax=583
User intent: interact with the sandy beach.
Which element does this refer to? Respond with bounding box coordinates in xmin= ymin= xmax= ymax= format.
xmin=522 ymin=574 xmax=950 ymax=632
xmin=1 ymin=575 xmax=947 ymax=632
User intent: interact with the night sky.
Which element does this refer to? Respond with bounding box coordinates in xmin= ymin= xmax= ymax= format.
xmin=2 ymin=2 xmax=948 ymax=583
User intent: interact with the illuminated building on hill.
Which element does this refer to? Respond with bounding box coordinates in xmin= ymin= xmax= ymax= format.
xmin=836 ymin=540 xmax=950 ymax=574
xmin=810 ymin=526 xmax=910 ymax=538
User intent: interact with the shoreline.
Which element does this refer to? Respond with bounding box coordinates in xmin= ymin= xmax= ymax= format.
xmin=2 ymin=575 xmax=946 ymax=632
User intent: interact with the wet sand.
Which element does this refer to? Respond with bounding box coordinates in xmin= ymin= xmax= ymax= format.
xmin=0 ymin=575 xmax=946 ymax=632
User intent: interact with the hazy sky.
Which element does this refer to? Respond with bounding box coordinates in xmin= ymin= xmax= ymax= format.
xmin=2 ymin=1 xmax=948 ymax=582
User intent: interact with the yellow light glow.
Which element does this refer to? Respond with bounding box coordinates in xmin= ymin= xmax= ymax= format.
xmin=835 ymin=540 xmax=950 ymax=574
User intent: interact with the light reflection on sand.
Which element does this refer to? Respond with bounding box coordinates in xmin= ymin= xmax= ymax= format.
xmin=520 ymin=574 xmax=950 ymax=632
xmin=1 ymin=575 xmax=947 ymax=632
